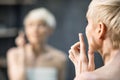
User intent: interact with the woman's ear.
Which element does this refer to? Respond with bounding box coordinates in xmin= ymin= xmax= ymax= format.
xmin=97 ymin=22 xmax=107 ymax=40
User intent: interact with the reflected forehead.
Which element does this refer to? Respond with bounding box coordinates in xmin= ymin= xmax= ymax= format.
xmin=26 ymin=18 xmax=45 ymax=24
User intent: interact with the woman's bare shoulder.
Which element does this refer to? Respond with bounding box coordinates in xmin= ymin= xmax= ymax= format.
xmin=7 ymin=48 xmax=19 ymax=64
xmin=7 ymin=47 xmax=19 ymax=58
xmin=78 ymin=72 xmax=100 ymax=80
xmin=7 ymin=47 xmax=17 ymax=54
xmin=80 ymin=65 xmax=115 ymax=80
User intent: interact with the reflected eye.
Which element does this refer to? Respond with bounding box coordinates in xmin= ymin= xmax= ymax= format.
xmin=26 ymin=22 xmax=34 ymax=27
xmin=38 ymin=22 xmax=48 ymax=28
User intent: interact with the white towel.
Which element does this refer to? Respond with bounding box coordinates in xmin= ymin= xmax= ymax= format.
xmin=26 ymin=67 xmax=58 ymax=80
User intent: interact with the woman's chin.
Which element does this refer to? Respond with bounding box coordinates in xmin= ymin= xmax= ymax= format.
xmin=29 ymin=40 xmax=40 ymax=44
xmin=88 ymin=44 xmax=95 ymax=51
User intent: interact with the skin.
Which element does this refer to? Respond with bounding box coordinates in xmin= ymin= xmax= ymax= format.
xmin=69 ymin=15 xmax=120 ymax=80
xmin=7 ymin=17 xmax=66 ymax=80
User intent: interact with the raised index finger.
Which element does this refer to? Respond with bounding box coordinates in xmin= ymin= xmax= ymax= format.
xmin=79 ymin=33 xmax=86 ymax=54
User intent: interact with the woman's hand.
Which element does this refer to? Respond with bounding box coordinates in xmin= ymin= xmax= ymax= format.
xmin=69 ymin=33 xmax=95 ymax=78
xmin=15 ymin=31 xmax=26 ymax=47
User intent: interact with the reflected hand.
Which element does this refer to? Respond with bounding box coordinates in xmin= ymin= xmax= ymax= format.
xmin=15 ymin=31 xmax=26 ymax=47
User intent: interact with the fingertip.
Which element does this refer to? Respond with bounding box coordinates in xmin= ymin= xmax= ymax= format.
xmin=79 ymin=33 xmax=82 ymax=39
xmin=79 ymin=33 xmax=82 ymax=36
xmin=79 ymin=33 xmax=84 ymax=41
xmin=68 ymin=49 xmax=71 ymax=53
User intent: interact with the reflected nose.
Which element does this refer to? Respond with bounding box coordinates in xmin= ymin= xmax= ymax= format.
xmin=32 ymin=25 xmax=39 ymax=35
xmin=34 ymin=25 xmax=39 ymax=31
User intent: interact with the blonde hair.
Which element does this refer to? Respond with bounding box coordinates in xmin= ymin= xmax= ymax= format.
xmin=87 ymin=0 xmax=120 ymax=49
xmin=24 ymin=7 xmax=56 ymax=29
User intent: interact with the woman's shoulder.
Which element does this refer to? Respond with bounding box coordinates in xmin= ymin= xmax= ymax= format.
xmin=7 ymin=46 xmax=25 ymax=58
xmin=76 ymin=65 xmax=113 ymax=80
xmin=7 ymin=47 xmax=19 ymax=61
xmin=77 ymin=72 xmax=101 ymax=80
xmin=7 ymin=47 xmax=18 ymax=55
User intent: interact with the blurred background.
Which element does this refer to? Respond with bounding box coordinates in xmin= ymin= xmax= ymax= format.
xmin=0 ymin=0 xmax=103 ymax=80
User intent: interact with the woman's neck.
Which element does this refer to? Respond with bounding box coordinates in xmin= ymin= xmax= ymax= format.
xmin=102 ymin=49 xmax=120 ymax=65
xmin=98 ymin=38 xmax=120 ymax=65
xmin=31 ymin=42 xmax=46 ymax=56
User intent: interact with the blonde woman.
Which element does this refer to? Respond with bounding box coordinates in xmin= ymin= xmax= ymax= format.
xmin=69 ymin=0 xmax=120 ymax=80
xmin=7 ymin=8 xmax=66 ymax=80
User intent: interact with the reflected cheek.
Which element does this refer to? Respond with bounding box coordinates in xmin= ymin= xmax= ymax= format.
xmin=26 ymin=29 xmax=33 ymax=36
xmin=26 ymin=29 xmax=34 ymax=40
xmin=38 ymin=28 xmax=49 ymax=36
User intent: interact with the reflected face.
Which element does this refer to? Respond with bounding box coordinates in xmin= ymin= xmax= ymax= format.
xmin=85 ymin=17 xmax=98 ymax=51
xmin=25 ymin=19 xmax=51 ymax=44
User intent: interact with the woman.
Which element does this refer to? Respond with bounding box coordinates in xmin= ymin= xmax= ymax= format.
xmin=69 ymin=0 xmax=120 ymax=80
xmin=7 ymin=8 xmax=66 ymax=80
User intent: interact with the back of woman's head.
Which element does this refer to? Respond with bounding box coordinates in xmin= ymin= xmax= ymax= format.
xmin=87 ymin=0 xmax=120 ymax=49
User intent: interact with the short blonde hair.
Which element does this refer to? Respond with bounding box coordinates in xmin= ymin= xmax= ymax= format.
xmin=87 ymin=0 xmax=120 ymax=49
xmin=24 ymin=7 xmax=56 ymax=29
